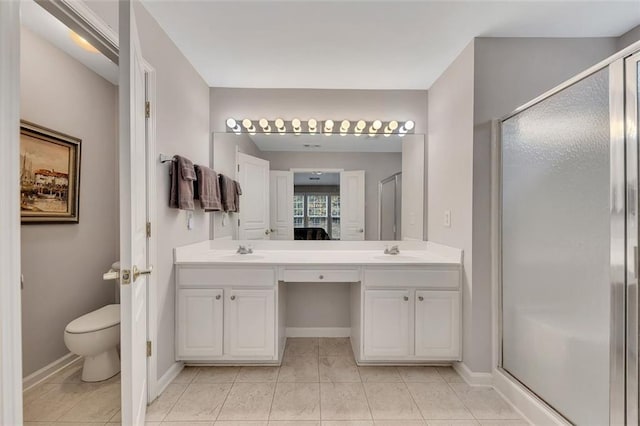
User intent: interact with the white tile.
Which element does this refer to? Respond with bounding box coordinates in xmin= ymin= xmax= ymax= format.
xmin=358 ymin=367 xmax=402 ymax=383
xmin=236 ymin=366 xmax=280 ymax=383
xmin=193 ymin=367 xmax=240 ymax=383
xmin=363 ymin=382 xmax=422 ymax=421
xmin=449 ymin=384 xmax=521 ymax=420
xmin=477 ymin=421 xmax=529 ymax=426
xmin=270 ymin=382 xmax=320 ymax=421
xmin=217 ymin=382 xmax=275 ymax=421
xmin=58 ymin=381 xmax=120 ymax=422
xmin=146 ymin=383 xmax=188 ymax=421
xmin=23 ymin=383 xmax=97 ymax=422
xmin=319 ymin=338 xmax=353 ymax=357
xmin=398 ymin=367 xmax=445 ymax=383
xmin=436 ymin=367 xmax=464 ymax=384
xmin=406 ymin=382 xmax=473 ymax=420
xmin=321 ymin=422 xmax=375 ymax=426
xmin=172 ymin=366 xmax=202 ymax=384
xmin=320 ymin=383 xmax=371 ymax=421
xmin=165 ymin=383 xmax=232 ymax=422
xmin=319 ymin=357 xmax=360 ymax=383
xmin=278 ymin=355 xmax=319 ymax=383
xmin=427 ymin=421 xmax=479 ymax=426
xmin=285 ymin=338 xmax=319 ymax=357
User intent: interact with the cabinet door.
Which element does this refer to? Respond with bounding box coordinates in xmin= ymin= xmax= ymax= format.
xmin=363 ymin=290 xmax=410 ymax=357
xmin=226 ymin=289 xmax=275 ymax=357
xmin=415 ymin=290 xmax=461 ymax=358
xmin=177 ymin=289 xmax=223 ymax=358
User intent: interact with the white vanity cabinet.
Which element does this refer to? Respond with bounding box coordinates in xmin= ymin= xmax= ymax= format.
xmin=358 ymin=266 xmax=462 ymax=362
xmin=175 ymin=266 xmax=279 ymax=362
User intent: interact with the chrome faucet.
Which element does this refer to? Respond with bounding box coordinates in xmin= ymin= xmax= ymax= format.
xmin=236 ymin=245 xmax=253 ymax=255
xmin=384 ymin=245 xmax=400 ymax=255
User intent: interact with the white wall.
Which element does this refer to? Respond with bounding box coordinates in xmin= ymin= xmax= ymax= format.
xmin=427 ymin=41 xmax=475 ymax=374
xmin=134 ymin=3 xmax=211 ymax=380
xmin=20 ymin=27 xmax=118 ymax=376
xmin=618 ymin=24 xmax=640 ymax=51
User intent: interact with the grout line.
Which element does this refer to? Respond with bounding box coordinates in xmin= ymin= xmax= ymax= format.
xmin=158 ymin=373 xmax=191 ymax=422
xmin=266 ymin=359 xmax=281 ymax=421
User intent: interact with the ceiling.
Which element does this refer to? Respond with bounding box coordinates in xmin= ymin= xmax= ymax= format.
xmin=21 ymin=0 xmax=118 ymax=85
xmin=82 ymin=1 xmax=640 ymax=90
xmin=294 ymin=172 xmax=340 ymax=186
xmin=142 ymin=0 xmax=639 ymax=90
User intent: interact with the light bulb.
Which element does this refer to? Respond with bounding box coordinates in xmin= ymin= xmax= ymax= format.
xmin=226 ymin=118 xmax=237 ymax=128
xmin=399 ymin=120 xmax=415 ymax=137
xmin=308 ymin=118 xmax=317 ymax=134
xmin=292 ymin=118 xmax=301 ymax=130
xmin=340 ymin=120 xmax=350 ymax=135
xmin=275 ymin=118 xmax=286 ymax=134
xmin=259 ymin=118 xmax=271 ymax=134
xmin=384 ymin=120 xmax=398 ymax=137
xmin=242 ymin=119 xmax=252 ymax=129
xmin=372 ymin=120 xmax=382 ymax=130
xmin=324 ymin=119 xmax=334 ymax=135
xmin=354 ymin=120 xmax=366 ymax=136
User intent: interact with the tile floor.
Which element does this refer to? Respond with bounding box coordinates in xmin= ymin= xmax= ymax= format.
xmin=23 ymin=338 xmax=528 ymax=425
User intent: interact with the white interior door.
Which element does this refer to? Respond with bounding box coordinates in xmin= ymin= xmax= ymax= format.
xmin=270 ymin=171 xmax=293 ymax=240
xmin=119 ymin=1 xmax=149 ymax=424
xmin=340 ymin=170 xmax=365 ymax=240
xmin=237 ymin=152 xmax=270 ymax=240
xmin=0 ymin=1 xmax=24 ymax=423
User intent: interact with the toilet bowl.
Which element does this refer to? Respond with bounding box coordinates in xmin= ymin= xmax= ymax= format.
xmin=64 ymin=304 xmax=120 ymax=382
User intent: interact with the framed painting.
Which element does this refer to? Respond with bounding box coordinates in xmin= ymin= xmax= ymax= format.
xmin=20 ymin=121 xmax=81 ymax=223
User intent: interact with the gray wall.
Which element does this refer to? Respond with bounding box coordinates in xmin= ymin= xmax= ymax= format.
xmin=20 ymin=27 xmax=118 ymax=376
xmin=471 ymin=37 xmax=616 ymax=374
xmin=427 ymin=41 xmax=476 ymax=374
xmin=618 ymin=24 xmax=640 ymax=51
xmin=135 ymin=3 xmax=211 ymax=380
xmin=261 ymin=151 xmax=402 ymax=241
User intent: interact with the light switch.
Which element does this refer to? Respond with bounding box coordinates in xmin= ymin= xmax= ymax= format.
xmin=444 ymin=210 xmax=451 ymax=228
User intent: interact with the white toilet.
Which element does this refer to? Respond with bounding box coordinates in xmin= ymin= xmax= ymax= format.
xmin=64 ymin=304 xmax=120 ymax=382
xmin=64 ymin=261 xmax=121 ymax=382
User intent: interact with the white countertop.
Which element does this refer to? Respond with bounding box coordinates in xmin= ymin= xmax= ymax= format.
xmin=174 ymin=240 xmax=462 ymax=267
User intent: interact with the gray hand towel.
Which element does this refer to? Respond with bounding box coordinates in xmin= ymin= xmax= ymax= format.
xmin=220 ymin=174 xmax=241 ymax=212
xmin=169 ymin=155 xmax=196 ymax=210
xmin=194 ymin=165 xmax=222 ymax=212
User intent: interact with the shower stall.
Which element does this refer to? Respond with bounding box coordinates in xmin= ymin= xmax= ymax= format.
xmin=378 ymin=172 xmax=402 ymax=240
xmin=497 ymin=45 xmax=640 ymax=424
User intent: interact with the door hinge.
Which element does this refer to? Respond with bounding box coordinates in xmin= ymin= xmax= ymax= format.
xmin=147 ymin=340 xmax=152 ymax=357
xmin=237 ymin=164 xmax=240 ymax=172
xmin=238 ymin=218 xmax=240 ymax=226
xmin=145 ymin=101 xmax=151 ymax=118
xmin=146 ymin=222 xmax=151 ymax=238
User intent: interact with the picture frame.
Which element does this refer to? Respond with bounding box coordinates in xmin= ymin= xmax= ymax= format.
xmin=20 ymin=120 xmax=81 ymax=224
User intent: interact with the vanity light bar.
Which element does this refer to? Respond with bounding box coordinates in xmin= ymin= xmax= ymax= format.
xmin=225 ymin=118 xmax=416 ymax=136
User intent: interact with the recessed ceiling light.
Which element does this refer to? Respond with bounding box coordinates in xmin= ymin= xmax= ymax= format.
xmin=69 ymin=30 xmax=99 ymax=53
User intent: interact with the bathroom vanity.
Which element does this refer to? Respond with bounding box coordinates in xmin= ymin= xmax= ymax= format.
xmin=174 ymin=240 xmax=462 ymax=365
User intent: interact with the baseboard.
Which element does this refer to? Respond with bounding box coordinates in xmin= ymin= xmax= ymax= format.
xmin=23 ymin=352 xmax=81 ymax=392
xmin=493 ymin=368 xmax=568 ymax=426
xmin=156 ymin=361 xmax=184 ymax=397
xmin=286 ymin=327 xmax=351 ymax=338
xmin=453 ymin=361 xmax=494 ymax=387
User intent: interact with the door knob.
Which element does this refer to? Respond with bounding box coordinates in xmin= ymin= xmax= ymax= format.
xmin=230 ymin=295 xmax=236 ymax=300
xmin=133 ymin=265 xmax=153 ymax=281
xmin=403 ymin=296 xmax=409 ymax=301
xmin=103 ymin=269 xmax=120 ymax=281
xmin=418 ymin=296 xmax=424 ymax=301
xmin=216 ymin=294 xmax=221 ymax=300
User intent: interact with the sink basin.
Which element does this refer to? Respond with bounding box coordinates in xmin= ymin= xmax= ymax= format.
xmin=217 ymin=254 xmax=264 ymax=261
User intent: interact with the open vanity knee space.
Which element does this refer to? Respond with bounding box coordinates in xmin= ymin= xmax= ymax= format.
xmin=174 ymin=240 xmax=462 ymax=365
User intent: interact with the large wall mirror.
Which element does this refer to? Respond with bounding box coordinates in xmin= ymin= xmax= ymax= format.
xmin=211 ymin=131 xmax=424 ymax=241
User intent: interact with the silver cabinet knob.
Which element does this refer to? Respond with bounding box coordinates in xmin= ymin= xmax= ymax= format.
xmin=216 ymin=294 xmax=221 ymax=300
xmin=230 ymin=295 xmax=236 ymax=300
xmin=319 ymin=275 xmax=324 ymax=279
xmin=403 ymin=296 xmax=409 ymax=301
xmin=418 ymin=296 xmax=424 ymax=301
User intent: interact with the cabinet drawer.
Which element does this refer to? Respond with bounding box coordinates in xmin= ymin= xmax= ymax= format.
xmin=178 ymin=267 xmax=275 ymax=287
xmin=364 ymin=268 xmax=459 ymax=289
xmin=282 ymin=268 xmax=360 ymax=283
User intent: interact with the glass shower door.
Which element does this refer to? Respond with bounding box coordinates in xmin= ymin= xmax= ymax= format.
xmin=500 ymin=67 xmax=615 ymax=425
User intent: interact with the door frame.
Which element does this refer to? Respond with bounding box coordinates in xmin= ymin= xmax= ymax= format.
xmin=0 ymin=1 xmax=24 ymax=423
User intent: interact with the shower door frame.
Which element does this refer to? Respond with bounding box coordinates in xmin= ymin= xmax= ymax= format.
xmin=492 ymin=42 xmax=640 ymax=425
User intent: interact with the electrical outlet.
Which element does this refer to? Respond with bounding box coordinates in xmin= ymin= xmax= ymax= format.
xmin=444 ymin=210 xmax=451 ymax=228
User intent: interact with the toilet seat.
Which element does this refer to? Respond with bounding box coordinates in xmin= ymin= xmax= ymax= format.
xmin=66 ymin=304 xmax=120 ymax=334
